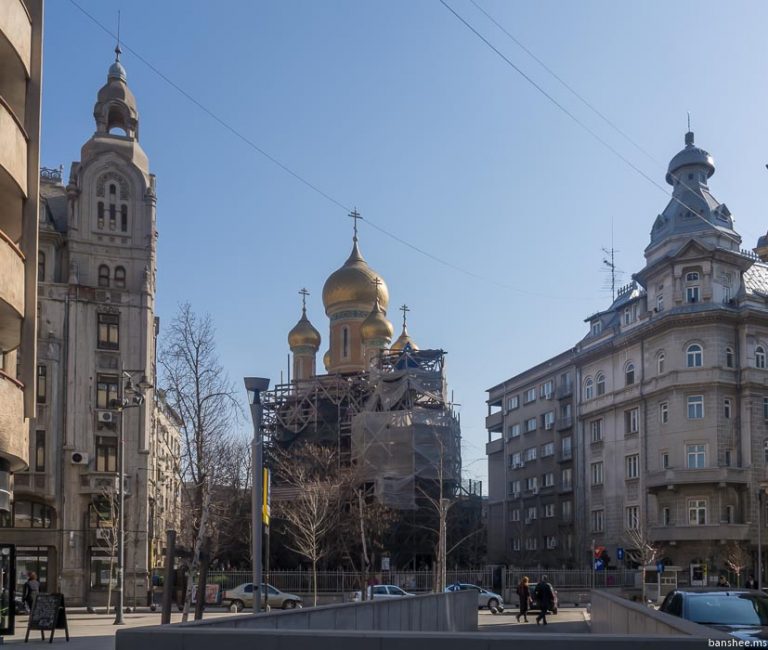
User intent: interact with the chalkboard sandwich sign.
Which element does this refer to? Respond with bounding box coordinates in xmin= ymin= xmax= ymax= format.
xmin=25 ymin=593 xmax=70 ymax=643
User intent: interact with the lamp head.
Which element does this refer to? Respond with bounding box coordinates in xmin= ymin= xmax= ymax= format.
xmin=244 ymin=377 xmax=270 ymax=405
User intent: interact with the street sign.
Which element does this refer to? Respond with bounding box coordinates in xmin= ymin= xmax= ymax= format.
xmin=617 ymin=547 xmax=624 ymax=561
xmin=594 ymin=559 xmax=605 ymax=571
xmin=656 ymin=561 xmax=665 ymax=574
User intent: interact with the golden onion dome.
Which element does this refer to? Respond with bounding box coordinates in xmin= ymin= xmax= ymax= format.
xmin=391 ymin=325 xmax=419 ymax=353
xmin=288 ymin=309 xmax=321 ymax=349
xmin=361 ymin=299 xmax=394 ymax=342
xmin=322 ymin=241 xmax=389 ymax=314
xmin=323 ymin=349 xmax=331 ymax=370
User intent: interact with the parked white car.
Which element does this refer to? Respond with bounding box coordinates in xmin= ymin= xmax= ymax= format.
xmin=222 ymin=583 xmax=303 ymax=611
xmin=353 ymin=584 xmax=415 ymax=601
xmin=444 ymin=583 xmax=504 ymax=610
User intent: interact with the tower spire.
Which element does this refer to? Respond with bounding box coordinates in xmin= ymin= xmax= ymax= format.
xmin=115 ymin=10 xmax=122 ymax=62
xmin=400 ymin=304 xmax=410 ymax=329
xmin=299 ymin=287 xmax=309 ymax=314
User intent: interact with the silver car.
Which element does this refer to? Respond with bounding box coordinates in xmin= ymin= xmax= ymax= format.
xmin=353 ymin=584 xmax=415 ymax=601
xmin=222 ymin=583 xmax=303 ymax=611
xmin=444 ymin=583 xmax=504 ymax=610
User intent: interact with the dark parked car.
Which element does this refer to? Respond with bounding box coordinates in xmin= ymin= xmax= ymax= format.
xmin=660 ymin=588 xmax=768 ymax=645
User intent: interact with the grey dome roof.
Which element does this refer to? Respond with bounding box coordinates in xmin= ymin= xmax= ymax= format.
xmin=666 ymin=131 xmax=715 ymax=185
xmin=108 ymin=60 xmax=126 ymax=82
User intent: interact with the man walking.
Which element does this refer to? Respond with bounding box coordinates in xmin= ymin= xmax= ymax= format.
xmin=534 ymin=575 xmax=555 ymax=626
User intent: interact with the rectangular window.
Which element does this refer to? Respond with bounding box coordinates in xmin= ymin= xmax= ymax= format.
xmin=687 ymin=286 xmax=700 ymax=303
xmin=544 ymin=503 xmax=555 ymax=518
xmin=661 ymin=451 xmax=670 ymax=469
xmin=512 ymin=538 xmax=521 ymax=551
xmin=541 ymin=442 xmax=554 ymax=457
xmin=543 ymin=411 xmax=555 ymax=429
xmin=36 ymin=364 xmax=47 ymax=404
xmin=511 ymin=451 xmax=522 ymax=468
xmin=764 ymin=397 xmax=768 ymax=420
xmin=561 ymin=403 xmax=572 ymax=418
xmin=688 ymin=498 xmax=707 ymax=525
xmin=120 ymin=204 xmax=128 ymax=232
xmin=511 ymin=508 xmax=520 ymax=522
xmin=591 ymin=509 xmax=604 ymax=532
xmin=97 ymin=313 xmax=120 ymax=350
xmin=525 ymin=537 xmax=537 ymax=551
xmin=507 ymin=395 xmax=519 ymax=411
xmin=96 ymin=374 xmax=119 ymax=410
xmin=95 ymin=436 xmax=117 ymax=473
xmin=561 ymin=436 xmax=572 ymax=459
xmin=724 ymin=398 xmax=732 ymax=419
xmin=526 ymin=476 xmax=538 ymax=492
xmin=509 ymin=480 xmax=521 ymax=496
xmin=687 ymin=444 xmax=706 ymax=469
xmin=626 ymin=505 xmax=640 ymax=530
xmin=540 ymin=380 xmax=553 ymax=399
xmin=626 ymin=454 xmax=639 ymax=479
xmin=525 ymin=447 xmax=537 ymax=462
xmin=35 ymin=430 xmax=45 ymax=472
xmin=725 ymin=449 xmax=732 ymax=467
xmin=561 ymin=468 xmax=572 ymax=490
xmin=590 ymin=418 xmax=603 ymax=443
xmin=591 ymin=461 xmax=604 ymax=486
xmin=562 ymin=500 xmax=572 ymax=520
xmin=625 ymin=408 xmax=639 ymax=434
xmin=545 ymin=536 xmax=557 ymax=549
xmin=524 ymin=388 xmax=536 ymax=404
xmin=525 ymin=417 xmax=537 ymax=433
xmin=526 ymin=506 xmax=537 ymax=521
xmin=591 ymin=321 xmax=601 ymax=336
xmin=687 ymin=395 xmax=704 ymax=419
xmin=508 ymin=423 xmax=521 ymax=439
xmin=542 ymin=472 xmax=554 ymax=487
xmin=657 ymin=294 xmax=664 ymax=312
xmin=662 ymin=507 xmax=671 ymax=526
xmin=659 ymin=401 xmax=669 ymax=424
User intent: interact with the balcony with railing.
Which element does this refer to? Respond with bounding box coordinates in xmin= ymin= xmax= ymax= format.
xmin=485 ymin=410 xmax=503 ymax=433
xmin=556 ymin=416 xmax=573 ymax=431
xmin=556 ymin=382 xmax=573 ymax=399
xmin=650 ymin=523 xmax=750 ymax=542
xmin=646 ymin=466 xmax=750 ymax=491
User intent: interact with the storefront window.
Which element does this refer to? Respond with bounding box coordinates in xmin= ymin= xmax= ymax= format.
xmin=90 ymin=552 xmax=117 ymax=590
xmin=0 ymin=501 xmax=53 ymax=528
xmin=15 ymin=547 xmax=49 ymax=595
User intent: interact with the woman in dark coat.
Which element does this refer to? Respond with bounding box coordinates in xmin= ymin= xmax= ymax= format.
xmin=516 ymin=576 xmax=531 ymax=622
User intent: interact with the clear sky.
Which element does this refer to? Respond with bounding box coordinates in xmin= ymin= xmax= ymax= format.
xmin=43 ymin=0 xmax=768 ymax=487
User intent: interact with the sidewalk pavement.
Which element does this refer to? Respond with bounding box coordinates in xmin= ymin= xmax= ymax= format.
xmin=1 ymin=611 xmax=243 ymax=648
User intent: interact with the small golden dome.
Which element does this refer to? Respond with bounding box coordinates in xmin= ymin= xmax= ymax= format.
xmin=323 ymin=349 xmax=331 ymax=370
xmin=288 ymin=310 xmax=321 ymax=349
xmin=391 ymin=325 xmax=419 ymax=353
xmin=361 ymin=299 xmax=394 ymax=342
xmin=322 ymin=242 xmax=389 ymax=314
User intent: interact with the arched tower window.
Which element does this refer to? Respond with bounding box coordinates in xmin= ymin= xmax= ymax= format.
xmin=686 ymin=344 xmax=703 ymax=368
xmin=757 ymin=346 xmax=766 ymax=369
xmin=657 ymin=351 xmax=665 ymax=374
xmin=584 ymin=377 xmax=594 ymax=400
xmin=625 ymin=362 xmax=635 ymax=386
xmin=38 ymin=251 xmax=45 ymax=282
xmin=97 ymin=202 xmax=105 ymax=228
xmin=725 ymin=347 xmax=735 ymax=368
xmin=98 ymin=265 xmax=110 ymax=288
xmin=596 ymin=373 xmax=605 ymax=396
xmin=120 ymin=205 xmax=128 ymax=232
xmin=114 ymin=266 xmax=126 ymax=289
xmin=342 ymin=326 xmax=350 ymax=360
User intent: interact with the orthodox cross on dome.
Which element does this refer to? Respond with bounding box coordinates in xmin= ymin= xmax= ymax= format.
xmin=349 ymin=208 xmax=362 ymax=243
xmin=399 ymin=304 xmax=410 ymax=329
xmin=115 ymin=10 xmax=122 ymax=62
xmin=371 ymin=277 xmax=382 ymax=304
xmin=299 ymin=287 xmax=310 ymax=313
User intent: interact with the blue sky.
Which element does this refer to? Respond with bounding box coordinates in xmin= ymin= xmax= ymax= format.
xmin=43 ymin=1 xmax=768 ymax=486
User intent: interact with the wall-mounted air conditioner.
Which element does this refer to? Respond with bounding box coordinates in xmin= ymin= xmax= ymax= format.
xmin=71 ymin=451 xmax=89 ymax=465
xmin=97 ymin=410 xmax=115 ymax=424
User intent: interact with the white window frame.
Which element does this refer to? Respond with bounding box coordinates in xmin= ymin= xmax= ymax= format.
xmin=561 ymin=468 xmax=572 ymax=490
xmin=625 ymin=408 xmax=639 ymax=434
xmin=688 ymin=498 xmax=707 ymax=526
xmin=542 ymin=442 xmax=554 ymax=457
xmin=591 ymin=461 xmax=604 ymax=486
xmin=584 ymin=377 xmax=594 ymax=400
xmin=506 ymin=395 xmax=519 ymax=411
xmin=659 ymin=401 xmax=669 ymax=424
xmin=726 ymin=347 xmax=735 ymax=368
xmin=544 ymin=503 xmax=555 ymax=518
xmin=661 ymin=451 xmax=670 ymax=469
xmin=525 ymin=446 xmax=537 ymax=462
xmin=543 ymin=472 xmax=554 ymax=487
xmin=540 ymin=380 xmax=554 ymax=399
xmin=524 ymin=388 xmax=536 ymax=404
xmin=686 ymin=285 xmax=700 ymax=303
xmin=525 ymin=417 xmax=537 ymax=433
xmin=625 ymin=505 xmax=640 ymax=530
xmin=508 ymin=423 xmax=521 ymax=439
xmin=724 ymin=398 xmax=732 ymax=419
xmin=657 ymin=351 xmax=665 ymax=374
xmin=757 ymin=346 xmax=767 ymax=369
xmin=686 ymin=343 xmax=703 ymax=368
xmin=591 ymin=509 xmax=604 ymax=533
xmin=625 ymin=362 xmax=635 ymax=386
xmin=687 ymin=395 xmax=704 ymax=420
xmin=590 ymin=418 xmax=603 ymax=443
xmin=686 ymin=443 xmax=706 ymax=469
xmin=625 ymin=454 xmax=639 ymax=479
xmin=561 ymin=500 xmax=572 ymax=520
xmin=511 ymin=508 xmax=520 ymax=522
xmin=596 ymin=373 xmax=606 ymax=396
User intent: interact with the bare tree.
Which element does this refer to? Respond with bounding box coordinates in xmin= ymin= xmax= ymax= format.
xmin=724 ymin=542 xmax=751 ymax=587
xmin=624 ymin=523 xmax=662 ymax=603
xmin=91 ymin=485 xmax=125 ymax=615
xmin=271 ymin=444 xmax=341 ymax=606
xmin=159 ymin=303 xmax=240 ymax=621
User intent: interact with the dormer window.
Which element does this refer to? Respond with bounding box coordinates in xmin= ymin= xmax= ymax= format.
xmin=591 ymin=320 xmax=601 ymax=336
xmin=656 ymin=294 xmax=664 ymax=312
xmin=623 ymin=308 xmax=631 ymax=326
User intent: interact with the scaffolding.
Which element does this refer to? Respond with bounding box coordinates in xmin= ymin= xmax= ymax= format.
xmin=262 ymin=347 xmax=462 ymax=509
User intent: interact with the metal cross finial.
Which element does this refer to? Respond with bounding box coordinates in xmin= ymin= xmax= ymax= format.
xmin=299 ymin=287 xmax=309 ymax=312
xmin=400 ymin=304 xmax=410 ymax=328
xmin=115 ymin=10 xmax=122 ymax=62
xmin=349 ymin=208 xmax=362 ymax=243
xmin=687 ymin=111 xmax=691 ymax=132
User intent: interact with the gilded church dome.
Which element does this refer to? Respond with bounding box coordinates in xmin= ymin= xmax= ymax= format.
xmin=322 ymin=241 xmax=389 ymax=314
xmin=391 ymin=325 xmax=419 ymax=353
xmin=288 ymin=310 xmax=321 ymax=349
xmin=361 ymin=299 xmax=394 ymax=342
xmin=323 ymin=349 xmax=331 ymax=370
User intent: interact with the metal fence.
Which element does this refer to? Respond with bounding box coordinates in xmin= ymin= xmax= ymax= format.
xmin=205 ymin=567 xmax=638 ymax=595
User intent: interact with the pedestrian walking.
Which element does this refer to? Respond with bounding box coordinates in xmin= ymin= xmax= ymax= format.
xmin=22 ymin=571 xmax=40 ymax=613
xmin=717 ymin=575 xmax=730 ymax=588
xmin=516 ymin=576 xmax=531 ymax=622
xmin=745 ymin=575 xmax=758 ymax=589
xmin=534 ymin=575 xmax=555 ymax=626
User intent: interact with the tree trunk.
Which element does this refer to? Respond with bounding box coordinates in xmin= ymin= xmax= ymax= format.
xmin=358 ymin=489 xmax=369 ymax=601
xmin=312 ymin=558 xmax=318 ymax=607
xmin=106 ymin=553 xmax=115 ymax=615
xmin=182 ymin=485 xmax=210 ymax=622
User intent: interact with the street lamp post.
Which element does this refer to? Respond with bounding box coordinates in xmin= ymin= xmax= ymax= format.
xmin=759 ymin=485 xmax=768 ymax=592
xmin=244 ymin=377 xmax=270 ymax=613
xmin=113 ymin=371 xmax=153 ymax=625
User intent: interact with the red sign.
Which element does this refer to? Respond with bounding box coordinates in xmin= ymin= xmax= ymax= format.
xmin=594 ymin=546 xmax=606 ymax=559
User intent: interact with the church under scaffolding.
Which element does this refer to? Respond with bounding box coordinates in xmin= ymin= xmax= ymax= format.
xmin=263 ymin=219 xmax=479 ymax=566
